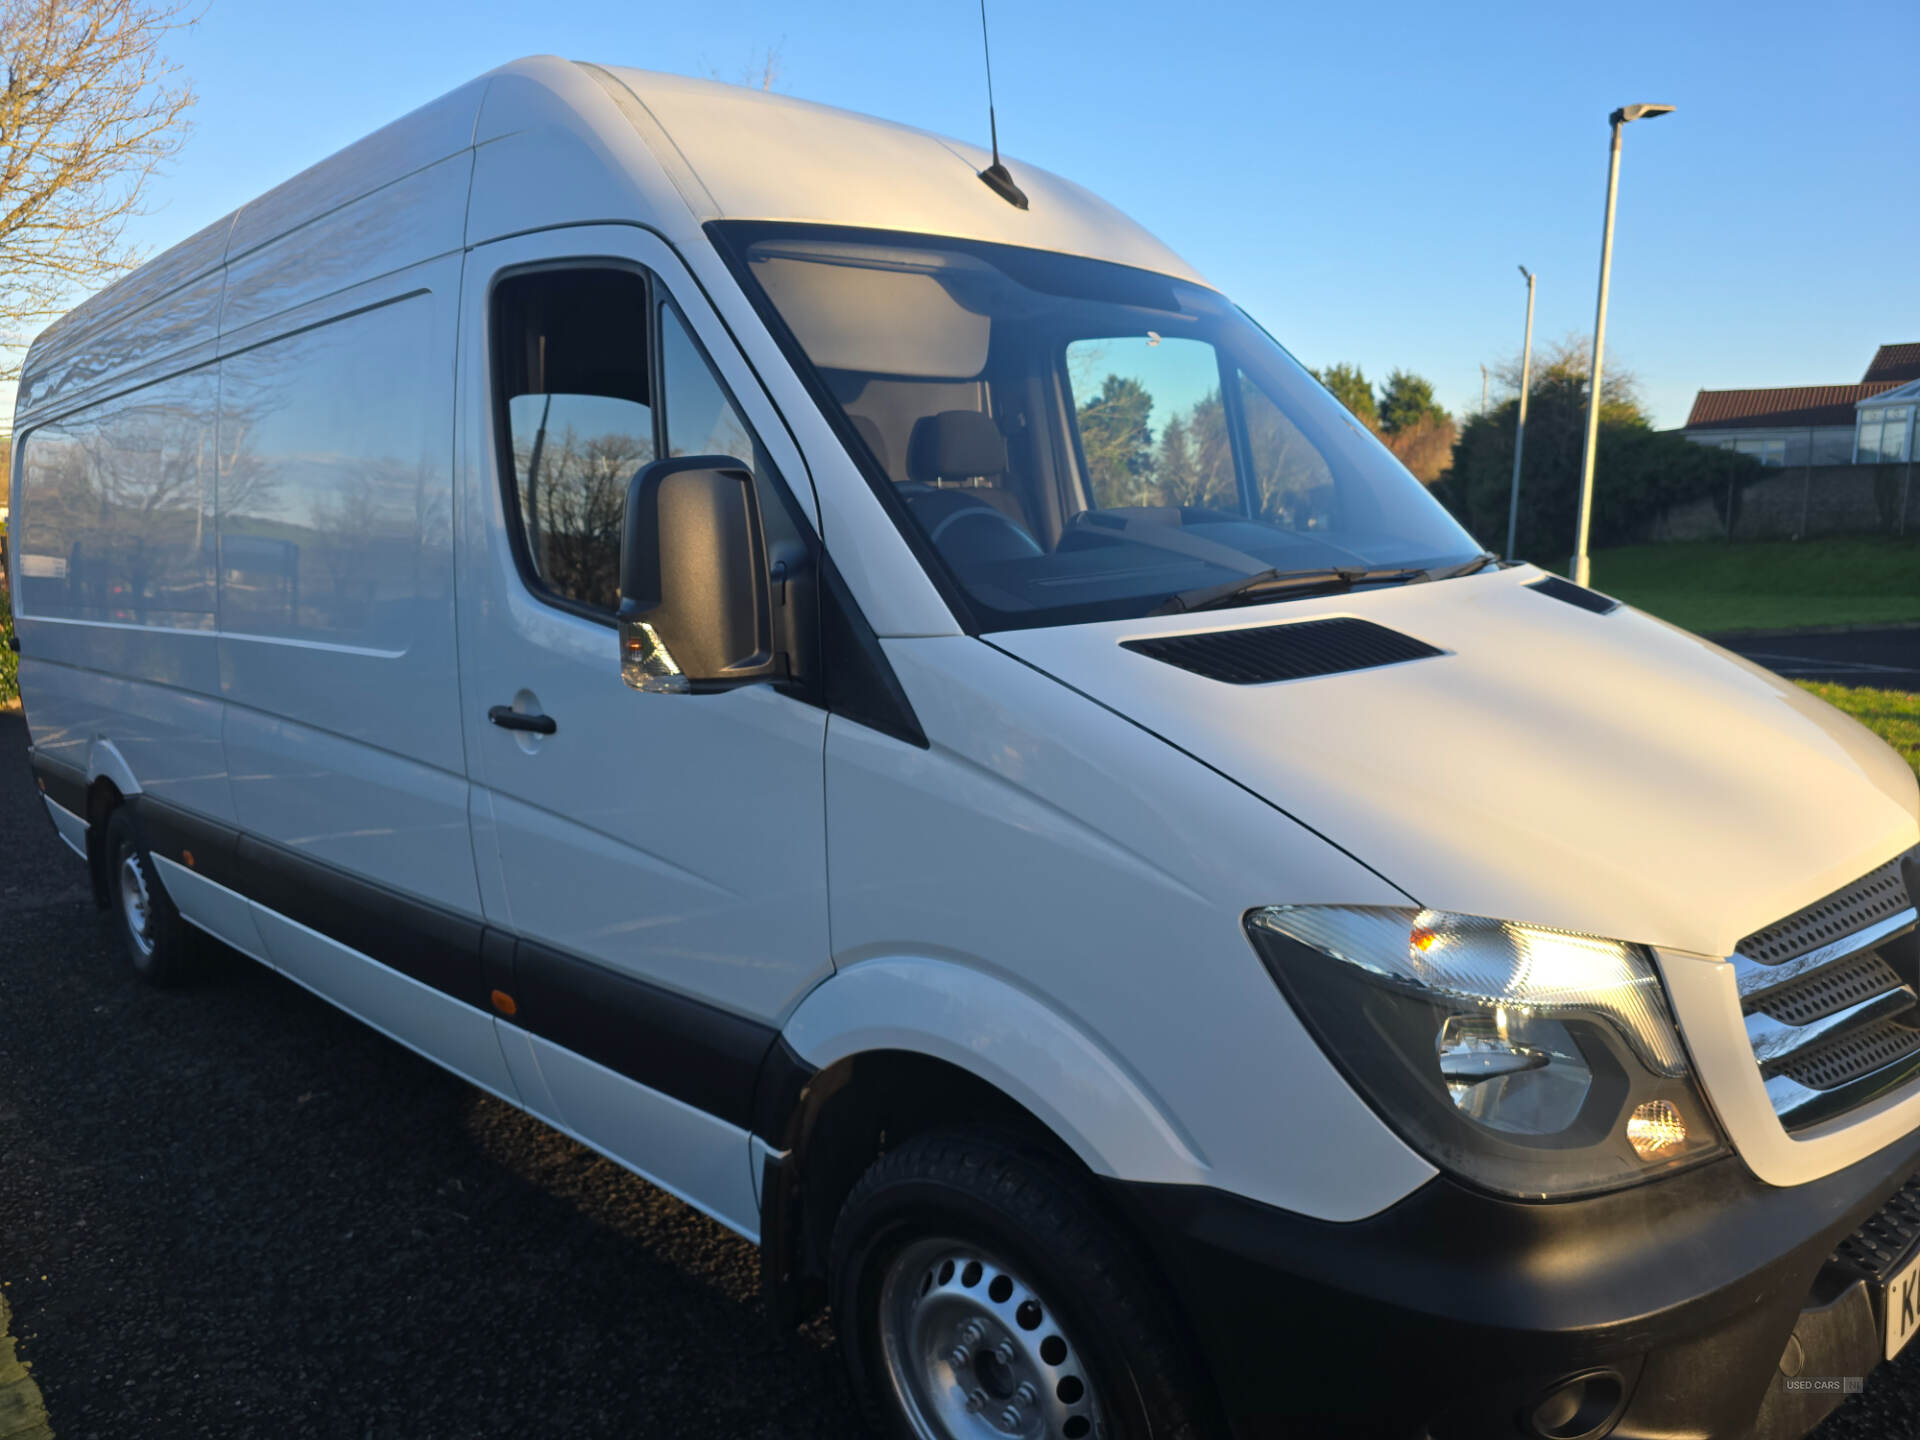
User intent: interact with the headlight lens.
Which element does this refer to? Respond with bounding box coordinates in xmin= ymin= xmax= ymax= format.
xmin=1248 ymin=906 xmax=1728 ymax=1198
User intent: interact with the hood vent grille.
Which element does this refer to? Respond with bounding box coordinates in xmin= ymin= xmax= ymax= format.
xmin=1526 ymin=576 xmax=1619 ymax=615
xmin=1121 ymin=616 xmax=1442 ymax=685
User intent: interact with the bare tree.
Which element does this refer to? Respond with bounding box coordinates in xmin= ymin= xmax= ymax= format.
xmin=705 ymin=41 xmax=785 ymax=93
xmin=0 ymin=0 xmax=199 ymax=378
xmin=1491 ymin=332 xmax=1641 ymax=418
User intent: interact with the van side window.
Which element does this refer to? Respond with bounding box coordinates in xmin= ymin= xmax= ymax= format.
xmin=493 ymin=269 xmax=656 ymax=616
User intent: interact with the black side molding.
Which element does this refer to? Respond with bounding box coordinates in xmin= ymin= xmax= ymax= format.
xmin=1526 ymin=575 xmax=1620 ymax=615
xmin=513 ymin=938 xmax=776 ymax=1131
xmin=26 ymin=749 xmax=88 ymax=817
xmin=129 ymin=795 xmax=786 ymax=1138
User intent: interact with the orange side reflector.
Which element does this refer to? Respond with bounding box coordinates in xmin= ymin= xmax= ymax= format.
xmin=181 ymin=850 xmax=196 ymax=868
xmin=490 ymin=989 xmax=518 ymax=1017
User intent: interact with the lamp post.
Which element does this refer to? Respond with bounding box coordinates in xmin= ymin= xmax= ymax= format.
xmin=1506 ymin=265 xmax=1536 ymax=561
xmin=1571 ymin=103 xmax=1674 ymax=588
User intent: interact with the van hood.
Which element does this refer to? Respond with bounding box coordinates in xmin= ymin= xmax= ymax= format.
xmin=989 ymin=566 xmax=1919 ymax=958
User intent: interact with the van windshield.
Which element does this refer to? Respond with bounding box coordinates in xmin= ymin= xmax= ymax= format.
xmin=713 ymin=222 xmax=1484 ymax=633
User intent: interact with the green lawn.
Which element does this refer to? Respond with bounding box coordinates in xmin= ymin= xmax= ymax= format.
xmin=1583 ymin=537 xmax=1920 ymax=634
xmin=1798 ymin=682 xmax=1920 ymax=778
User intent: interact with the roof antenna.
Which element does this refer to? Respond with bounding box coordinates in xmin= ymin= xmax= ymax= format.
xmin=975 ymin=0 xmax=1029 ymax=210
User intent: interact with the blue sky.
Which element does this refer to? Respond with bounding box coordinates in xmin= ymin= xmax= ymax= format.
xmin=9 ymin=0 xmax=1918 ymax=429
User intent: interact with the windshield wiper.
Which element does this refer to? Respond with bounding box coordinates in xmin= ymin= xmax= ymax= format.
xmin=1426 ymin=551 xmax=1501 ymax=581
xmin=1151 ymin=564 xmax=1424 ymax=615
xmin=1151 ymin=551 xmax=1499 ymax=616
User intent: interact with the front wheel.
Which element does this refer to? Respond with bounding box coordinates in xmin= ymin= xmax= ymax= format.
xmin=829 ymin=1131 xmax=1211 ymax=1440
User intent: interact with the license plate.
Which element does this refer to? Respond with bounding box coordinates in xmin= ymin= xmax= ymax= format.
xmin=1887 ymin=1249 xmax=1920 ymax=1361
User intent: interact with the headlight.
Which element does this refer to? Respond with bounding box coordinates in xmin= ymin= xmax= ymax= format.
xmin=1248 ymin=906 xmax=1728 ymax=1199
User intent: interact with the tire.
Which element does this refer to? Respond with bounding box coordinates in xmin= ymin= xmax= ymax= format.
xmin=104 ymin=807 xmax=200 ymax=986
xmin=830 ymin=1129 xmax=1212 ymax=1440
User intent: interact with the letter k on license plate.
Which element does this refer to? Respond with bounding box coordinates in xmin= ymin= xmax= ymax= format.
xmin=1889 ymin=1249 xmax=1920 ymax=1361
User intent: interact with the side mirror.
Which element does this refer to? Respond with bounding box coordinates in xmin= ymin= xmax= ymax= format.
xmin=616 ymin=455 xmax=774 ymax=693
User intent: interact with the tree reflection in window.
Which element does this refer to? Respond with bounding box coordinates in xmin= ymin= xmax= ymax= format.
xmin=508 ymin=393 xmax=653 ymax=613
xmin=494 ymin=267 xmax=656 ymax=616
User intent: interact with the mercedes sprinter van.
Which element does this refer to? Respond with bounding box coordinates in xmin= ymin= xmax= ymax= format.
xmin=10 ymin=57 xmax=1920 ymax=1440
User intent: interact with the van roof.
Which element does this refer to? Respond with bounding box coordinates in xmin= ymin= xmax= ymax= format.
xmin=16 ymin=56 xmax=1205 ymax=424
xmin=593 ymin=65 xmax=1202 ymax=280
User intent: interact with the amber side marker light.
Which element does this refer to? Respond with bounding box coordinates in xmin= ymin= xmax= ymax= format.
xmin=490 ymin=990 xmax=518 ymax=1017
xmin=1626 ymin=1099 xmax=1688 ymax=1160
xmin=181 ymin=850 xmax=196 ymax=868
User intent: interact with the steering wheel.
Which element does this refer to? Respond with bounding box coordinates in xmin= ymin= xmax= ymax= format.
xmin=927 ymin=501 xmax=1042 ymax=555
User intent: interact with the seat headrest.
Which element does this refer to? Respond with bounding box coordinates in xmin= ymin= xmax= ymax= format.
xmin=907 ymin=411 xmax=1007 ymax=484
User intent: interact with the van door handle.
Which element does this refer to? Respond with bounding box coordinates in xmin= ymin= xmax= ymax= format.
xmin=488 ymin=705 xmax=557 ymax=735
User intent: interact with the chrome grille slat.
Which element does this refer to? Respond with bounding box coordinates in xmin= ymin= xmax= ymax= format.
xmin=1731 ymin=857 xmax=1920 ymax=1132
xmin=1734 ymin=908 xmax=1917 ymax=1004
xmin=1765 ymin=1050 xmax=1920 ymax=1130
xmin=1737 ymin=860 xmax=1910 ymax=965
xmin=1744 ymin=948 xmax=1907 ymax=1027
xmin=1745 ymin=986 xmax=1918 ymax=1071
xmin=1777 ymin=1018 xmax=1920 ymax=1091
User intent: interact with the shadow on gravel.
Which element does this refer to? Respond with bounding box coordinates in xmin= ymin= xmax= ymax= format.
xmin=0 ymin=713 xmax=859 ymax=1440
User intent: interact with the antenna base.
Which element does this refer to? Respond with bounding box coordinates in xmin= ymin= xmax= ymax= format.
xmin=978 ymin=162 xmax=1029 ymax=211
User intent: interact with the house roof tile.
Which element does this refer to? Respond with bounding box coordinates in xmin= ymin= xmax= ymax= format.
xmin=1685 ymin=383 xmax=1903 ymax=431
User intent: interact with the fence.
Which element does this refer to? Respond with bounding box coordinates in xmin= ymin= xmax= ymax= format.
xmin=1648 ymin=461 xmax=1920 ymax=541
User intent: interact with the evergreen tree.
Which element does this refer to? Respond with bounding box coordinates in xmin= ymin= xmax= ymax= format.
xmin=1311 ymin=363 xmax=1377 ymax=429
xmin=1076 ymin=374 xmax=1156 ymax=506
xmin=1378 ymin=369 xmax=1447 ymax=435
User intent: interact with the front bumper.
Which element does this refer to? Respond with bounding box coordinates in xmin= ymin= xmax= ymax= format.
xmin=1118 ymin=1123 xmax=1920 ymax=1439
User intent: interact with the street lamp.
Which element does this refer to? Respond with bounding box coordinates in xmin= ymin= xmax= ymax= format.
xmin=1571 ymin=102 xmax=1674 ymax=588
xmin=1506 ymin=264 xmax=1536 ymax=561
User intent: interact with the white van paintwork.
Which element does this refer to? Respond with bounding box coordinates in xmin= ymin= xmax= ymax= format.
xmin=10 ymin=55 xmax=1920 ymax=1440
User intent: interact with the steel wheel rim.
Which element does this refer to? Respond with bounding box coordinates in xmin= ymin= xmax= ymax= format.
xmin=878 ymin=1236 xmax=1107 ymax=1440
xmin=119 ymin=851 xmax=155 ymax=959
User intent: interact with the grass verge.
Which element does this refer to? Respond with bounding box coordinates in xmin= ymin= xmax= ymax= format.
xmin=0 ymin=584 xmax=15 ymax=711
xmin=1587 ymin=537 xmax=1920 ymax=634
xmin=1798 ymin=682 xmax=1920 ymax=778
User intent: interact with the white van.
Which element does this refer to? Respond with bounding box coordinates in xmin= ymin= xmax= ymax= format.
xmin=9 ymin=56 xmax=1920 ymax=1440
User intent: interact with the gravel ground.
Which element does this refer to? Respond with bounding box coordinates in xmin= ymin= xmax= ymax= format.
xmin=2 ymin=705 xmax=1918 ymax=1438
xmin=0 ymin=710 xmax=860 ymax=1439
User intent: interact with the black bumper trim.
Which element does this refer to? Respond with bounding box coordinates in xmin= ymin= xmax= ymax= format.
xmin=1117 ymin=1125 xmax=1920 ymax=1439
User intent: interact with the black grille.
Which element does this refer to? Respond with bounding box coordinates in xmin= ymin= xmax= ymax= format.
xmin=1120 ymin=617 xmax=1442 ymax=686
xmin=1525 ymin=576 xmax=1619 ymax=615
xmin=1748 ymin=950 xmax=1907 ymax=1025
xmin=1777 ymin=1020 xmax=1920 ymax=1091
xmin=1739 ymin=861 xmax=1911 ymax=965
xmin=1831 ymin=1171 xmax=1920 ymax=1283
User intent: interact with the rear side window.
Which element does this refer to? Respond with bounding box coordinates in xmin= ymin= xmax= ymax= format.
xmin=11 ymin=370 xmax=218 ymax=628
xmin=493 ymin=269 xmax=656 ymax=615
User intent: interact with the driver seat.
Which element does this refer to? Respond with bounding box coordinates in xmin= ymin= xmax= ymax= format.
xmin=899 ymin=411 xmax=1040 ymax=563
xmin=904 ymin=411 xmax=1032 ymax=529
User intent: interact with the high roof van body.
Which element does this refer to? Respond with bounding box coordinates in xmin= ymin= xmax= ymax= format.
xmin=9 ymin=57 xmax=1920 ymax=1440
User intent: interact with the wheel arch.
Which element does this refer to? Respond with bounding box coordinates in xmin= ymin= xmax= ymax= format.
xmin=82 ymin=773 xmax=128 ymax=908
xmin=758 ymin=956 xmax=1212 ymax=1325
